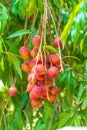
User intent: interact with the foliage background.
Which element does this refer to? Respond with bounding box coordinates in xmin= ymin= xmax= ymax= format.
xmin=0 ymin=0 xmax=87 ymax=130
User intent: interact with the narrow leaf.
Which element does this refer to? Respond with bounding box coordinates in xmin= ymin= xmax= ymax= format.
xmin=14 ymin=109 xmax=23 ymax=130
xmin=61 ymin=0 xmax=83 ymax=46
xmin=45 ymin=45 xmax=58 ymax=53
xmin=44 ymin=101 xmax=52 ymax=119
xmin=8 ymin=53 xmax=22 ymax=78
xmin=18 ymin=91 xmax=29 ymax=109
xmin=38 ymin=0 xmax=44 ymax=14
xmin=82 ymin=95 xmax=87 ymax=110
xmin=29 ymin=0 xmax=37 ymax=17
xmin=7 ymin=29 xmax=31 ymax=38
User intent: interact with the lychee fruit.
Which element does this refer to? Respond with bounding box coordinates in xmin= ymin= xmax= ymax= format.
xmin=8 ymin=86 xmax=17 ymax=96
xmin=19 ymin=46 xmax=30 ymax=60
xmin=54 ymin=37 xmax=62 ymax=48
xmin=32 ymin=35 xmax=41 ymax=46
xmin=47 ymin=66 xmax=58 ymax=78
xmin=31 ymin=99 xmax=42 ymax=108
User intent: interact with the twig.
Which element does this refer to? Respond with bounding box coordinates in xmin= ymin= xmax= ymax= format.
xmin=47 ymin=3 xmax=64 ymax=72
xmin=24 ymin=11 xmax=38 ymax=45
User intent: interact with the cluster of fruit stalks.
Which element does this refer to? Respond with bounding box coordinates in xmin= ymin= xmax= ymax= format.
xmin=19 ymin=35 xmax=63 ymax=108
xmin=8 ymin=35 xmax=63 ymax=108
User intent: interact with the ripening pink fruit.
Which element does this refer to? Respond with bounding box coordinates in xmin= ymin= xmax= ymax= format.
xmin=54 ymin=37 xmax=62 ymax=48
xmin=30 ymin=47 xmax=38 ymax=58
xmin=30 ymin=85 xmax=42 ymax=100
xmin=8 ymin=86 xmax=17 ymax=96
xmin=27 ymin=59 xmax=36 ymax=71
xmin=47 ymin=66 xmax=58 ymax=78
xmin=49 ymin=86 xmax=59 ymax=95
xmin=28 ymin=73 xmax=36 ymax=83
xmin=50 ymin=54 xmax=60 ymax=65
xmin=31 ymin=99 xmax=42 ymax=108
xmin=27 ymin=83 xmax=33 ymax=93
xmin=40 ymin=84 xmax=47 ymax=99
xmin=32 ymin=35 xmax=41 ymax=46
xmin=19 ymin=46 xmax=30 ymax=60
xmin=35 ymin=64 xmax=45 ymax=75
xmin=48 ymin=93 xmax=57 ymax=103
xmin=21 ymin=62 xmax=30 ymax=72
xmin=35 ymin=73 xmax=44 ymax=81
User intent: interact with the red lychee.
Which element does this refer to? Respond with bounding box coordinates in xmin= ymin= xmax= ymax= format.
xmin=8 ymin=86 xmax=17 ymax=96
xmin=30 ymin=47 xmax=38 ymax=58
xmin=36 ymin=64 xmax=45 ymax=75
xmin=30 ymin=85 xmax=41 ymax=100
xmin=54 ymin=37 xmax=62 ymax=48
xmin=50 ymin=54 xmax=60 ymax=65
xmin=47 ymin=66 xmax=58 ymax=78
xmin=27 ymin=83 xmax=34 ymax=93
xmin=31 ymin=99 xmax=42 ymax=108
xmin=19 ymin=46 xmax=30 ymax=60
xmin=48 ymin=93 xmax=57 ymax=103
xmin=21 ymin=62 xmax=30 ymax=72
xmin=32 ymin=35 xmax=41 ymax=46
xmin=49 ymin=86 xmax=59 ymax=95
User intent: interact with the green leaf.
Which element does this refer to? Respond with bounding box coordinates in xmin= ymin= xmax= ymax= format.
xmin=7 ymin=29 xmax=31 ymax=38
xmin=74 ymin=114 xmax=81 ymax=126
xmin=0 ymin=57 xmax=4 ymax=71
xmin=61 ymin=0 xmax=84 ymax=46
xmin=9 ymin=109 xmax=23 ymax=130
xmin=58 ymin=112 xmax=74 ymax=128
xmin=9 ymin=121 xmax=15 ymax=130
xmin=76 ymin=84 xmax=85 ymax=103
xmin=0 ymin=39 xmax=3 ymax=55
xmin=53 ymin=0 xmax=60 ymax=8
xmin=45 ymin=45 xmax=58 ymax=53
xmin=82 ymin=95 xmax=87 ymax=110
xmin=44 ymin=101 xmax=53 ymax=119
xmin=18 ymin=91 xmax=29 ymax=109
xmin=23 ymin=111 xmax=30 ymax=130
xmin=0 ymin=4 xmax=8 ymax=32
xmin=80 ymin=39 xmax=84 ymax=51
xmin=8 ymin=53 xmax=22 ymax=78
xmin=34 ymin=118 xmax=45 ymax=130
xmin=29 ymin=0 xmax=37 ymax=17
xmin=37 ymin=0 xmax=44 ymax=14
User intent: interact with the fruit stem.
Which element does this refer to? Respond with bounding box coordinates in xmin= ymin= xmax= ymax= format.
xmin=24 ymin=11 xmax=38 ymax=45
xmin=43 ymin=0 xmax=49 ymax=100
xmin=47 ymin=3 xmax=64 ymax=72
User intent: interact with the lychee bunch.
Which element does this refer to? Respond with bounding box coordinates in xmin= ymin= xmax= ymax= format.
xmin=19 ymin=35 xmax=63 ymax=108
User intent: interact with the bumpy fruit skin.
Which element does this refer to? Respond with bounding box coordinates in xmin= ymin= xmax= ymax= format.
xmin=49 ymin=86 xmax=59 ymax=95
xmin=30 ymin=47 xmax=38 ymax=58
xmin=37 ymin=56 xmax=43 ymax=64
xmin=31 ymin=99 xmax=42 ymax=108
xmin=56 ymin=64 xmax=61 ymax=71
xmin=35 ymin=73 xmax=44 ymax=81
xmin=54 ymin=37 xmax=62 ymax=48
xmin=27 ymin=83 xmax=33 ymax=93
xmin=28 ymin=73 xmax=36 ymax=83
xmin=36 ymin=64 xmax=45 ymax=75
xmin=46 ymin=78 xmax=52 ymax=88
xmin=19 ymin=46 xmax=30 ymax=60
xmin=48 ymin=94 xmax=57 ymax=102
xmin=8 ymin=87 xmax=17 ymax=96
xmin=50 ymin=54 xmax=60 ymax=65
xmin=21 ymin=62 xmax=30 ymax=72
xmin=30 ymin=86 xmax=41 ymax=100
xmin=32 ymin=35 xmax=41 ymax=46
xmin=40 ymin=84 xmax=47 ymax=99
xmin=27 ymin=59 xmax=36 ymax=71
xmin=47 ymin=66 xmax=58 ymax=78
